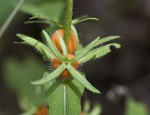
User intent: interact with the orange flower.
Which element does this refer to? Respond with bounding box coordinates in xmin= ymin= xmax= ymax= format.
xmin=81 ymin=112 xmax=84 ymax=115
xmin=35 ymin=105 xmax=48 ymax=115
xmin=52 ymin=29 xmax=77 ymax=54
xmin=52 ymin=54 xmax=78 ymax=78
xmin=34 ymin=105 xmax=83 ymax=115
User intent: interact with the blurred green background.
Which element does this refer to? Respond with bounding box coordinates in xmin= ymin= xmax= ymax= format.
xmin=0 ymin=0 xmax=150 ymax=115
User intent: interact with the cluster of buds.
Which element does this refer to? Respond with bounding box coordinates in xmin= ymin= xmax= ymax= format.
xmin=17 ymin=15 xmax=121 ymax=93
xmin=51 ymin=29 xmax=78 ymax=78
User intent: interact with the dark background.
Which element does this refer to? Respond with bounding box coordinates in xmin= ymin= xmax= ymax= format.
xmin=0 ymin=0 xmax=150 ymax=115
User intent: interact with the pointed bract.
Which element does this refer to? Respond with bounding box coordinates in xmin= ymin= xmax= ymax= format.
xmin=78 ymin=43 xmax=121 ymax=64
xmin=31 ymin=63 xmax=66 ymax=85
xmin=16 ymin=33 xmax=54 ymax=60
xmin=67 ymin=63 xmax=100 ymax=93
xmin=74 ymin=36 xmax=100 ymax=61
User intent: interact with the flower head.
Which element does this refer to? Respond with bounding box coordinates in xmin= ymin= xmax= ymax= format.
xmin=17 ymin=16 xmax=121 ymax=94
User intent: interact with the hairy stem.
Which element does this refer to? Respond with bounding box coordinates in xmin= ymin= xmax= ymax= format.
xmin=64 ymin=0 xmax=73 ymax=46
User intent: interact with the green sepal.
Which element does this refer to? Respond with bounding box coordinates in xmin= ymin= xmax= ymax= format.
xmin=31 ymin=63 xmax=66 ymax=85
xmin=72 ymin=16 xmax=99 ymax=25
xmin=74 ymin=36 xmax=100 ymax=61
xmin=67 ymin=63 xmax=100 ymax=93
xmin=94 ymin=36 xmax=120 ymax=47
xmin=42 ymin=30 xmax=63 ymax=61
xmin=76 ymin=36 xmax=120 ymax=55
xmin=71 ymin=25 xmax=79 ymax=42
xmin=29 ymin=15 xmax=63 ymax=28
xmin=16 ymin=33 xmax=54 ymax=60
xmin=72 ymin=15 xmax=88 ymax=24
xmin=78 ymin=43 xmax=121 ymax=64
xmin=56 ymin=31 xmax=68 ymax=57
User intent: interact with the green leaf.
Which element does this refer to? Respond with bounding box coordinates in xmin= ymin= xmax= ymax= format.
xmin=31 ymin=63 xmax=66 ymax=85
xmin=16 ymin=33 xmax=54 ymax=60
xmin=125 ymin=97 xmax=148 ymax=115
xmin=78 ymin=43 xmax=121 ymax=64
xmin=56 ymin=31 xmax=68 ymax=57
xmin=74 ymin=36 xmax=100 ymax=61
xmin=72 ymin=16 xmax=99 ymax=25
xmin=94 ymin=36 xmax=120 ymax=47
xmin=67 ymin=63 xmax=100 ymax=93
xmin=28 ymin=15 xmax=63 ymax=27
xmin=45 ymin=78 xmax=84 ymax=115
xmin=42 ymin=30 xmax=63 ymax=61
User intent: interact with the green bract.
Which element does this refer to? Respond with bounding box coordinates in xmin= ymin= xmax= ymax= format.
xmin=56 ymin=31 xmax=68 ymax=57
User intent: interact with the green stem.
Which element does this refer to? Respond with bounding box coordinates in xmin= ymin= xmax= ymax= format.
xmin=64 ymin=0 xmax=73 ymax=46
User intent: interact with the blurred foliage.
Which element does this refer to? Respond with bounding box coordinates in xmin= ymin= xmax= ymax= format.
xmin=20 ymin=0 xmax=65 ymax=23
xmin=3 ymin=56 xmax=47 ymax=112
xmin=83 ymin=100 xmax=102 ymax=115
xmin=125 ymin=97 xmax=148 ymax=115
xmin=0 ymin=0 xmax=19 ymax=26
xmin=0 ymin=0 xmax=65 ymax=55
xmin=0 ymin=0 xmax=20 ymax=53
xmin=0 ymin=0 xmax=65 ymax=26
